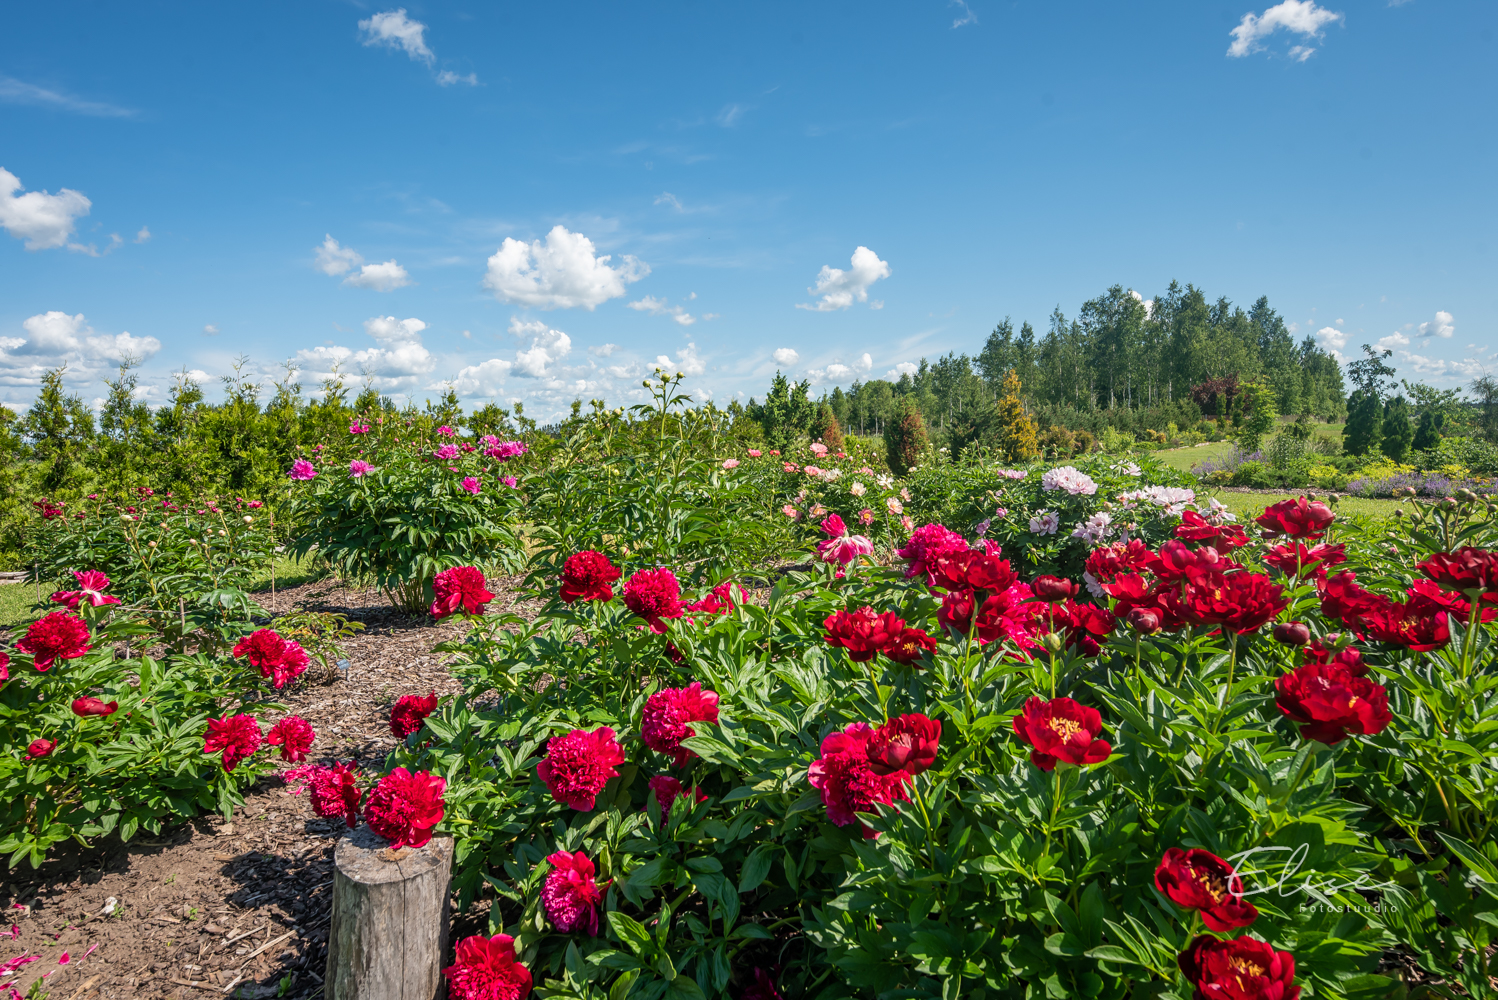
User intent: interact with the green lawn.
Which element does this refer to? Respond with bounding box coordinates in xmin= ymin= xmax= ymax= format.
xmin=1156 ymin=441 xmax=1233 ymax=473
xmin=1203 ymin=490 xmax=1399 ymax=523
xmin=0 ymin=581 xmax=48 ymax=629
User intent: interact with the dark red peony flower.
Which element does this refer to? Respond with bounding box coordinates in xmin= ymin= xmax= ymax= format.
xmin=203 ymin=714 xmax=264 ymax=772
xmin=1318 ymin=571 xmax=1386 ymax=629
xmin=431 ymin=566 xmax=494 ymax=618
xmin=641 ymin=682 xmax=720 ymax=766
xmin=1272 ymin=622 xmax=1311 ymax=646
xmin=824 ymin=607 xmax=907 ymax=662
xmin=364 ymin=767 xmax=446 ymax=849
xmin=647 ymin=775 xmax=707 ymax=818
xmin=1175 ymin=509 xmax=1250 ymax=549
xmin=1178 ymin=935 xmax=1300 ymax=1000
xmin=1037 ymin=600 xmax=1116 ymax=657
xmin=687 ymin=580 xmax=744 ymax=616
xmin=1154 ymin=848 xmax=1259 ymax=931
xmin=559 ymin=550 xmax=622 ymax=603
xmin=1263 ymin=542 xmax=1346 ymax=579
xmin=537 ymin=727 xmax=626 ymax=810
xmin=884 ymin=626 xmax=939 ymax=665
xmin=26 ymin=738 xmax=56 ymax=758
xmin=1302 ymin=636 xmax=1364 ymax=673
xmin=266 ymin=715 xmax=316 ymax=763
xmin=866 ymin=714 xmax=941 ymax=776
xmin=72 ymin=696 xmax=118 ymax=717
xmin=623 ymin=568 xmax=685 ymax=633
xmin=1180 ymin=569 xmax=1288 ymax=635
xmin=49 ymin=570 xmax=123 ymax=611
xmin=1406 ymin=579 xmax=1498 ymax=624
xmin=1255 ymin=497 xmax=1334 ymax=540
xmin=442 ymin=933 xmax=533 ymax=1000
xmin=1032 ymin=575 xmax=1079 ymax=601
xmin=1153 ymin=540 xmax=1234 ymax=586
xmin=390 ymin=691 xmax=440 ymax=739
xmin=16 ymin=612 xmax=92 ymax=671
xmin=896 ymin=523 xmax=971 ymax=585
xmin=1358 ymin=594 xmax=1450 ymax=651
xmin=1418 ymin=547 xmax=1498 ymax=604
xmin=807 ymin=723 xmax=910 ymax=838
xmin=929 ymin=544 xmax=1016 ymax=594
xmin=939 ymin=584 xmax=1041 ymax=649
xmin=1083 ymin=539 xmax=1160 ymax=592
xmin=1012 ymin=697 xmax=1111 ymax=771
xmin=286 ymin=761 xmax=363 ymax=827
xmin=1126 ymin=606 xmax=1162 ymax=633
xmin=740 ymin=967 xmax=784 ymax=1000
xmin=231 ymin=629 xmax=310 ymax=689
xmin=1105 ymin=573 xmax=1187 ymax=632
xmin=1275 ymin=660 xmax=1392 ymax=744
xmin=541 ymin=850 xmax=605 ymax=935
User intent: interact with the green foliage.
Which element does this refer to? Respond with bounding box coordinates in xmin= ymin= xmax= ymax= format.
xmin=1343 ymin=390 xmax=1383 ymax=458
xmin=1234 ymin=379 xmax=1279 ymax=452
xmin=752 ymin=373 xmax=815 ymax=453
xmin=884 ymin=398 xmax=929 ymax=475
xmin=1380 ymin=395 xmax=1415 ymax=464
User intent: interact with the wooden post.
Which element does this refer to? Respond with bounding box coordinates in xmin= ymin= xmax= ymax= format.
xmin=325 ymin=825 xmax=454 ymax=1000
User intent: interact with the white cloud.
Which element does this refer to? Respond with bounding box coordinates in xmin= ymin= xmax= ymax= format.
xmin=654 ymin=192 xmax=685 ymax=212
xmin=1128 ymin=289 xmax=1156 ymax=319
xmin=297 ymin=315 xmax=433 ymax=389
xmin=655 ymin=342 xmax=705 ymax=376
xmin=1375 ymin=331 xmax=1409 ymax=350
xmin=359 ymin=9 xmax=434 ymax=63
xmin=1228 ymin=1 xmax=1343 ymax=60
xmin=951 ymin=0 xmax=978 ymax=27
xmin=345 ymin=260 xmax=412 ymax=291
xmin=809 ymin=354 xmax=874 ymax=385
xmin=716 ymin=104 xmax=745 ymax=127
xmin=450 ymin=358 xmax=513 ymax=396
xmin=797 ymin=246 xmax=892 ymax=312
xmin=510 ymin=317 xmax=572 ymax=377
xmin=589 ymin=343 xmax=619 ymax=357
xmin=0 ymin=167 xmax=91 ymax=251
xmin=315 ymin=235 xmax=362 ymax=276
xmin=484 ymin=225 xmax=648 ymax=310
xmin=436 ymin=71 xmax=478 ymax=86
xmin=203 ymin=324 xmax=220 ymax=336
xmin=854 ymin=352 xmax=873 ymax=373
xmin=1417 ymin=309 xmax=1454 ymax=339
xmin=135 ymin=226 xmax=151 ymax=244
xmin=888 ymin=361 xmax=918 ymax=379
xmin=627 ymin=295 xmax=696 ymax=326
xmin=0 ymin=76 xmax=135 ymax=118
xmin=1315 ymin=325 xmax=1347 ymax=350
xmin=772 ymin=348 xmax=800 ymax=366
xmin=0 ymin=313 xmax=162 ymax=391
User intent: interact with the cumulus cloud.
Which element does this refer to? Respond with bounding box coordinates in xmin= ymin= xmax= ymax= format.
xmin=0 ymin=167 xmax=91 ymax=251
xmin=1315 ymin=325 xmax=1347 ymax=353
xmin=1417 ymin=310 xmax=1454 ymax=339
xmin=655 ymin=342 xmax=705 ymax=376
xmin=772 ymin=347 xmax=800 ymax=366
xmin=203 ymin=324 xmax=220 ymax=336
xmin=345 ymin=260 xmax=412 ymax=291
xmin=315 ymin=235 xmax=362 ymax=276
xmin=296 ymin=315 xmax=434 ymax=389
xmin=1375 ymin=331 xmax=1410 ymax=351
xmin=627 ymin=295 xmax=696 ymax=326
xmin=1228 ymin=1 xmax=1343 ymax=61
xmin=450 ymin=358 xmax=513 ymax=396
xmin=359 ymin=9 xmax=434 ymax=63
xmin=589 ymin=343 xmax=619 ymax=357
xmin=797 ymin=246 xmax=892 ymax=312
xmin=484 ymin=225 xmax=648 ymax=310
xmin=808 ymin=354 xmax=874 ymax=385
xmin=0 ymin=312 xmax=163 ymax=389
xmin=510 ymin=317 xmax=572 ymax=377
xmin=888 ymin=361 xmax=918 ymax=379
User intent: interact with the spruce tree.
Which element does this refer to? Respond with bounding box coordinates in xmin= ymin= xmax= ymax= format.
xmin=992 ymin=369 xmax=1038 ymax=462
xmin=883 ymin=398 xmax=928 ymax=475
xmin=1412 ymin=410 xmax=1442 ymax=453
xmin=1342 ymin=389 xmax=1382 ymax=457
xmin=1380 ymin=395 xmax=1415 ymax=463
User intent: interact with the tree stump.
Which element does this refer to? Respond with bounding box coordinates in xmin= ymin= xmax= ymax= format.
xmin=325 ymin=825 xmax=454 ymax=1000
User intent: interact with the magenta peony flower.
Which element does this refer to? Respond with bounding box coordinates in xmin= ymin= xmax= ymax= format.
xmin=541 ymin=850 xmax=604 ymax=935
xmin=288 ymin=459 xmax=317 ymax=480
xmin=537 ymin=727 xmax=625 ymax=810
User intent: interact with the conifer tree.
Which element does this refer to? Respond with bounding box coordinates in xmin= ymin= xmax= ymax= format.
xmin=1380 ymin=395 xmax=1415 ymax=463
xmin=993 ymin=369 xmax=1038 ymax=462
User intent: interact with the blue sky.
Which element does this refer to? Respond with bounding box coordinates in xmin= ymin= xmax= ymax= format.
xmin=1 ymin=0 xmax=1493 ymax=419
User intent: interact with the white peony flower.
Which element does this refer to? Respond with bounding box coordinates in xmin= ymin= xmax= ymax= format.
xmin=1029 ymin=511 xmax=1060 ymax=535
xmin=1041 ymin=466 xmax=1098 ymax=496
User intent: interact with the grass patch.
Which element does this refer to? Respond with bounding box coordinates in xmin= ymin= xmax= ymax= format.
xmin=244 ymin=551 xmax=331 ymax=593
xmin=1155 ymin=442 xmax=1232 ymax=472
xmin=0 ymin=580 xmax=49 ymax=630
xmin=1202 ymin=490 xmax=1400 ymax=523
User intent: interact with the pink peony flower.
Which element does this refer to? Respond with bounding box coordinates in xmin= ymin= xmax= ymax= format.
xmin=17 ymin=612 xmax=92 ymax=670
xmin=349 ymin=460 xmax=373 ymax=477
xmin=503 ymin=475 xmax=517 ymax=489
xmin=722 ymin=458 xmax=740 ymax=470
xmin=437 ymin=425 xmax=456 ymax=437
xmin=641 ymin=682 xmax=720 ymax=766
xmin=747 ymin=449 xmax=762 ymax=458
xmin=461 ymin=476 xmax=482 ymax=494
xmin=433 ymin=444 xmax=461 ymax=461
xmin=430 ymin=566 xmax=494 ymax=618
xmin=537 ymin=727 xmax=625 ymax=810
xmin=541 ymin=851 xmax=605 ymax=935
xmin=50 ymin=569 xmax=122 ymax=611
xmin=203 ymin=714 xmax=264 ymax=772
xmin=288 ymin=459 xmax=317 ymax=480
xmin=348 ymin=422 xmax=370 ymax=434
xmin=442 ymin=934 xmax=532 ymax=1000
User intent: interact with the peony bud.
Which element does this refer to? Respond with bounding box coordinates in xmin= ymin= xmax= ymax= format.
xmin=218 ymin=529 xmax=227 ymax=537
xmin=1273 ymin=621 xmax=1311 ymax=646
xmin=244 ymin=516 xmax=254 ymax=524
xmin=1126 ymin=607 xmax=1161 ymax=634
xmin=1041 ymin=632 xmax=1066 ymax=655
xmin=147 ymin=540 xmax=157 ymax=548
xmin=1033 ymin=575 xmax=1078 ymax=601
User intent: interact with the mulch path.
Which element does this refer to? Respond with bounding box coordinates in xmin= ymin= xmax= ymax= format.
xmin=2 ymin=575 xmax=544 ymax=1000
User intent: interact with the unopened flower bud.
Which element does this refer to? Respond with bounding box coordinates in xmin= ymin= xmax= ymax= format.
xmin=1126 ymin=607 xmax=1161 ymax=634
xmin=244 ymin=516 xmax=254 ymax=524
xmin=1041 ymin=632 xmax=1066 ymax=655
xmin=218 ymin=529 xmax=227 ymax=536
xmin=1273 ymin=621 xmax=1311 ymax=646
xmin=147 ymin=540 xmax=157 ymax=548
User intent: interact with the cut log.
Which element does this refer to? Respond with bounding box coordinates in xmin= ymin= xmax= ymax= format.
xmin=325 ymin=825 xmax=453 ymax=1000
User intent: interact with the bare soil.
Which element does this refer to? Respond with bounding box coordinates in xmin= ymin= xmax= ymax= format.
xmin=2 ymin=575 xmax=542 ymax=1000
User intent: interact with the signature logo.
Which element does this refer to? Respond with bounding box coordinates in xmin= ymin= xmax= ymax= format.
xmin=1226 ymin=845 xmax=1403 ymax=909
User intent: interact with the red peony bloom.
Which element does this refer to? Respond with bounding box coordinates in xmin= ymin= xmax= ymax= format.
xmin=266 ymin=715 xmax=316 ymax=763
xmin=1358 ymin=593 xmax=1450 ymax=651
xmin=1178 ymin=935 xmax=1300 ymax=1000
xmin=72 ymin=696 xmax=118 ymax=717
xmin=1153 ymin=540 xmax=1234 ymax=586
xmin=286 ymin=761 xmax=363 ymax=828
xmin=1037 ymin=600 xmax=1117 ymax=657
xmin=641 ymin=682 xmax=720 ymax=767
xmin=559 ymin=551 xmax=621 ymax=603
xmin=938 ymin=584 xmax=1041 ymax=649
xmin=49 ymin=570 xmax=122 ymax=611
xmin=1263 ymin=542 xmax=1346 ymax=579
xmin=1083 ymin=539 xmax=1160 ymax=592
xmin=390 ymin=691 xmax=440 ymax=739
xmin=686 ymin=580 xmax=744 ymax=616
xmin=442 ymin=934 xmax=533 ymax=1000
xmin=884 ymin=626 xmax=939 ymax=666
xmin=431 ymin=566 xmax=494 ymax=618
xmin=1275 ymin=660 xmax=1392 ymax=744
xmin=26 ymin=738 xmax=56 ymax=759
xmin=1318 ymin=571 xmax=1385 ymax=629
xmin=203 ymin=714 xmax=264 ymax=772
xmin=1154 ymin=848 xmax=1259 ymax=931
xmin=541 ymin=850 xmax=605 ymax=935
xmin=16 ymin=612 xmax=92 ymax=671
xmin=930 ymin=544 xmax=1017 ymax=594
xmin=807 ymin=723 xmax=910 ymax=838
xmin=1180 ymin=569 xmax=1288 ymax=635
xmin=1406 ymin=578 xmax=1498 ymax=624
xmin=647 ymin=775 xmax=707 ymax=818
xmin=1032 ymin=575 xmax=1079 ymax=601
xmin=0 ymin=650 xmax=8 ymax=685
xmin=896 ymin=523 xmax=971 ymax=585
xmin=1418 ymin=547 xmax=1498 ymax=603
xmin=1302 ymin=636 xmax=1364 ymax=673
xmin=231 ymin=629 xmax=310 ymax=689
xmin=1255 ymin=497 xmax=1334 ymax=540
xmin=537 ymin=727 xmax=626 ymax=810
xmin=623 ymin=568 xmax=685 ymax=633
xmin=824 ymin=607 xmax=907 ymax=662
xmin=364 ymin=767 xmax=446 ymax=849
xmin=740 ymin=967 xmax=784 ymax=1000
xmin=1105 ymin=573 xmax=1186 ymax=632
xmin=866 ymin=714 xmax=940 ymax=777
xmin=1012 ymin=697 xmax=1111 ymax=771
xmin=1174 ymin=510 xmax=1251 ymax=550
